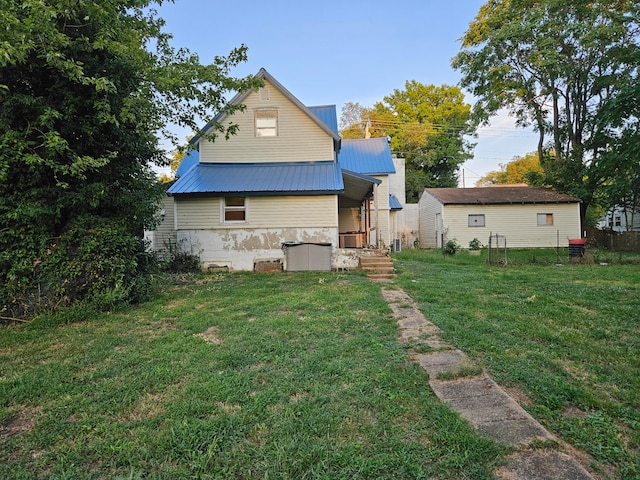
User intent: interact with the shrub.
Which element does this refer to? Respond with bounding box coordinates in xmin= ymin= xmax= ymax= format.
xmin=2 ymin=215 xmax=155 ymax=317
xmin=468 ymin=238 xmax=483 ymax=250
xmin=164 ymin=252 xmax=202 ymax=273
xmin=444 ymin=239 xmax=461 ymax=255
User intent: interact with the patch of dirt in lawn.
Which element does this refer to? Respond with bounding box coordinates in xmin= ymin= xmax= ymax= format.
xmin=216 ymin=401 xmax=241 ymax=415
xmin=120 ymin=391 xmax=168 ymax=422
xmin=289 ymin=391 xmax=312 ymax=403
xmin=503 ymin=384 xmax=534 ymax=406
xmin=562 ymin=405 xmax=588 ymax=418
xmin=194 ymin=326 xmax=223 ymax=345
xmin=166 ymin=298 xmax=188 ymax=309
xmin=1 ymin=406 xmax=40 ymax=439
xmin=138 ymin=320 xmax=177 ymax=340
xmin=558 ymin=359 xmax=592 ymax=382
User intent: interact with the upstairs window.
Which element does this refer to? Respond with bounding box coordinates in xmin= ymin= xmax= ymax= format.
xmin=255 ymin=109 xmax=278 ymax=137
xmin=224 ymin=197 xmax=246 ymax=222
xmin=468 ymin=214 xmax=485 ymax=227
xmin=537 ymin=213 xmax=554 ymax=226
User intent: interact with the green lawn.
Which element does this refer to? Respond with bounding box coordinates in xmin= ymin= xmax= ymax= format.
xmin=1 ymin=271 xmax=503 ymax=479
xmin=2 ymin=250 xmax=638 ymax=479
xmin=394 ymin=248 xmax=640 ymax=479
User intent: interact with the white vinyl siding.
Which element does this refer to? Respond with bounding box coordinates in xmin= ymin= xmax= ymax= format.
xmin=144 ymin=196 xmax=177 ymax=255
xmin=175 ymin=197 xmax=221 ymax=229
xmin=418 ymin=191 xmax=443 ymax=248
xmin=199 ymin=79 xmax=335 ymax=163
xmin=440 ymin=204 xmax=580 ymax=248
xmin=249 ymin=196 xmax=337 ymax=228
xmin=175 ymin=195 xmax=337 ymax=230
xmin=371 ymin=176 xmax=391 ymax=247
xmin=338 ymin=208 xmax=360 ymax=232
xmin=418 ymin=190 xmax=581 ymax=249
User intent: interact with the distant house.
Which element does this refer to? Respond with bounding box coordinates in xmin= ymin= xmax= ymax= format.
xmin=599 ymin=205 xmax=640 ymax=232
xmin=149 ymin=68 xmax=405 ymax=270
xmin=418 ymin=186 xmax=581 ymax=249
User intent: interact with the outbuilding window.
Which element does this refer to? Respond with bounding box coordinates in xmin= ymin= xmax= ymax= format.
xmin=224 ymin=196 xmax=247 ymax=222
xmin=468 ymin=214 xmax=485 ymax=227
xmin=537 ymin=213 xmax=554 ymax=226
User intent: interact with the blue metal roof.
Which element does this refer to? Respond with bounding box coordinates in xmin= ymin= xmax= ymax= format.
xmin=389 ymin=194 xmax=403 ymax=210
xmin=338 ymin=138 xmax=396 ymax=175
xmin=175 ymin=149 xmax=199 ymax=178
xmin=308 ymin=105 xmax=338 ymax=135
xmin=167 ymin=161 xmax=344 ymax=195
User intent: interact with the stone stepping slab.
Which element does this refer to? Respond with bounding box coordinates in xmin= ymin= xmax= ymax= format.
xmin=428 ymin=374 xmax=555 ymax=445
xmin=380 ymin=287 xmax=594 ymax=480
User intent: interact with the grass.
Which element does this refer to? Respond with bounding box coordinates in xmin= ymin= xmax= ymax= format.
xmin=1 ymin=271 xmax=505 ymax=479
xmin=394 ymin=248 xmax=640 ymax=479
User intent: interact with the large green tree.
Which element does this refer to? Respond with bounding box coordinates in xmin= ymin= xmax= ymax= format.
xmin=452 ymin=0 xmax=640 ymax=227
xmin=340 ymin=83 xmax=475 ymax=202
xmin=0 ymin=0 xmax=260 ymax=317
xmin=594 ymin=64 xmax=640 ymax=230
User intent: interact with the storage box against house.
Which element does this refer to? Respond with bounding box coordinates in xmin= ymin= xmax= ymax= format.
xmin=284 ymin=243 xmax=331 ymax=271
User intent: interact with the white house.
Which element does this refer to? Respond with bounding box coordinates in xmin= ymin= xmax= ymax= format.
xmin=151 ymin=68 xmax=405 ymax=271
xmin=599 ymin=204 xmax=640 ymax=232
xmin=418 ymin=186 xmax=582 ymax=249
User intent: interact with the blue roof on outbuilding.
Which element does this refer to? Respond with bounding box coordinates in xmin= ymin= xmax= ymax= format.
xmin=175 ymin=149 xmax=199 ymax=178
xmin=167 ymin=161 xmax=344 ymax=195
xmin=308 ymin=105 xmax=338 ymax=135
xmin=338 ymin=138 xmax=395 ymax=175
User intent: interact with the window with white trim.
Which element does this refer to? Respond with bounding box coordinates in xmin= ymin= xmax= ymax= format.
xmin=255 ymin=109 xmax=278 ymax=137
xmin=468 ymin=214 xmax=485 ymax=227
xmin=537 ymin=213 xmax=554 ymax=226
xmin=224 ymin=196 xmax=246 ymax=222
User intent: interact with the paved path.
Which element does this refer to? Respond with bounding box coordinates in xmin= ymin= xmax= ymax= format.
xmin=381 ymin=287 xmax=595 ymax=480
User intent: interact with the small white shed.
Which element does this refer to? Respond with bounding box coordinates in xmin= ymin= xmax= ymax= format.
xmin=418 ymin=186 xmax=582 ymax=249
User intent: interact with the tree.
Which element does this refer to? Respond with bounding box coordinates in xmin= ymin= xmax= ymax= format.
xmin=0 ymin=0 xmax=261 ymax=317
xmin=339 ymin=102 xmax=390 ymax=140
xmin=594 ymin=66 xmax=640 ymax=230
xmin=476 ymin=152 xmax=544 ymax=186
xmin=453 ymin=0 xmax=640 ymax=228
xmin=340 ymin=83 xmax=475 ymax=202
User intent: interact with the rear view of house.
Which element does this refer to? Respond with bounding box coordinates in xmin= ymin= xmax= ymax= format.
xmin=418 ymin=187 xmax=581 ymax=249
xmin=152 ymin=68 xmax=405 ymax=271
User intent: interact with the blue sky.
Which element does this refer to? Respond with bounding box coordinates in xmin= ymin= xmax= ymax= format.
xmin=155 ymin=0 xmax=540 ymax=185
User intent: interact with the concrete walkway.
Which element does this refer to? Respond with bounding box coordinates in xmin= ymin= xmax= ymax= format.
xmin=381 ymin=287 xmax=595 ymax=480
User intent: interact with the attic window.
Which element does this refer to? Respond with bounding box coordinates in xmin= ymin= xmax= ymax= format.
xmin=255 ymin=109 xmax=278 ymax=137
xmin=259 ymin=87 xmax=270 ymax=101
